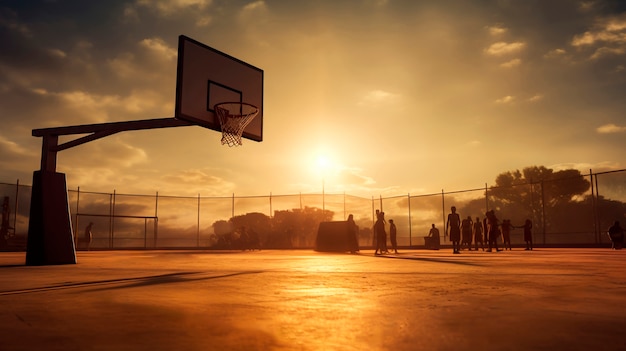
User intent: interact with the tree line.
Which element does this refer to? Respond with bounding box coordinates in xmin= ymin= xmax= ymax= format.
xmin=210 ymin=166 xmax=626 ymax=249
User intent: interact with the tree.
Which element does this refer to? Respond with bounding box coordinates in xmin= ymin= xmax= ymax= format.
xmin=488 ymin=166 xmax=591 ymax=235
xmin=230 ymin=212 xmax=272 ymax=248
xmin=270 ymin=207 xmax=333 ymax=249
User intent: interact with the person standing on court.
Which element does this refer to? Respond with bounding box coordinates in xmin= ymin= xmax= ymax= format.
xmin=501 ymin=219 xmax=513 ymax=250
xmin=473 ymin=217 xmax=485 ymax=251
xmin=607 ymin=220 xmax=624 ymax=250
xmin=519 ymin=219 xmax=533 ymax=250
xmin=0 ymin=196 xmax=11 ymax=249
xmin=389 ymin=219 xmax=398 ymax=254
xmin=446 ymin=206 xmax=461 ymax=254
xmin=347 ymin=214 xmax=359 ymax=254
xmin=83 ymin=222 xmax=94 ymax=251
xmin=461 ymin=215 xmax=473 ymax=250
xmin=486 ymin=210 xmax=502 ymax=252
xmin=374 ymin=210 xmax=387 ymax=255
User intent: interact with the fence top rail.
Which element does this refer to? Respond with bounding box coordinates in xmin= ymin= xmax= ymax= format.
xmin=440 ymin=187 xmax=486 ymax=195
xmin=4 ymin=167 xmax=626 ymax=200
xmin=77 ymin=213 xmax=158 ymax=220
xmin=594 ymin=168 xmax=626 ymax=176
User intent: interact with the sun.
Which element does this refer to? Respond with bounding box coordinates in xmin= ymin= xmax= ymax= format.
xmin=316 ymin=155 xmax=331 ymax=172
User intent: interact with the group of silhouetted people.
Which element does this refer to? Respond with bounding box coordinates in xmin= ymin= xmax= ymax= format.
xmin=373 ymin=209 xmax=398 ymax=255
xmin=445 ymin=206 xmax=534 ymax=253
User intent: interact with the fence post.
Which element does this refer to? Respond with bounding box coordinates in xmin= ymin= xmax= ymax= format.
xmin=108 ymin=193 xmax=113 ymax=248
xmin=344 ymin=192 xmax=346 ymax=220
xmin=197 ymin=193 xmax=201 ymax=248
xmin=540 ymin=181 xmax=546 ymax=245
xmin=322 ymin=182 xmax=325 ymax=212
xmin=441 ymin=189 xmax=446 ymax=243
xmin=13 ymin=179 xmax=19 ymax=236
xmin=594 ymin=170 xmax=601 ymax=243
xmin=154 ymin=191 xmax=159 ymax=248
xmin=484 ymin=183 xmax=488 ymax=212
xmin=407 ymin=193 xmax=412 ymax=246
xmin=75 ymin=186 xmax=80 ymax=248
xmin=112 ymin=190 xmax=116 ymax=248
xmin=371 ymin=196 xmax=375 ymax=227
xmin=589 ymin=169 xmax=597 ymax=243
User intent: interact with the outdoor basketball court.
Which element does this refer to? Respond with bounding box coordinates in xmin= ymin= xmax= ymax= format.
xmin=1 ymin=248 xmax=625 ymax=351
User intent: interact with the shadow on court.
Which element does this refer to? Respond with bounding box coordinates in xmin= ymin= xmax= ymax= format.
xmin=1 ymin=249 xmax=625 ymax=351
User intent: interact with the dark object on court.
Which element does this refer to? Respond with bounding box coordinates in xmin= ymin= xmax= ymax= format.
xmin=315 ymin=221 xmax=354 ymax=252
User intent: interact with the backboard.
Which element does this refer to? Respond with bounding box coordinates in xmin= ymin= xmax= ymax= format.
xmin=175 ymin=35 xmax=263 ymax=142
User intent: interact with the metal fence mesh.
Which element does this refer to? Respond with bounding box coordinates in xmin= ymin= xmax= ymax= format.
xmin=2 ymin=168 xmax=625 ymax=250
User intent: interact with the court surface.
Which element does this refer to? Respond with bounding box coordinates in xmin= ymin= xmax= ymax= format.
xmin=1 ymin=248 xmax=625 ymax=351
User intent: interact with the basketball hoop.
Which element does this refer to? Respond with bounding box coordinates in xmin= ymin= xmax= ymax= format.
xmin=214 ymin=102 xmax=259 ymax=147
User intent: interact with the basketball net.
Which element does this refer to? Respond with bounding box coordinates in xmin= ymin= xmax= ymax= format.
xmin=214 ymin=102 xmax=259 ymax=147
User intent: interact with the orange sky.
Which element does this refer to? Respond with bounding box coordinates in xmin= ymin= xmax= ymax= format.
xmin=1 ymin=0 xmax=626 ymax=198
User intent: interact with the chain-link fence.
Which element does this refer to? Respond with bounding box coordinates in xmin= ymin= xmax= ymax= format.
xmin=2 ymin=169 xmax=625 ymax=250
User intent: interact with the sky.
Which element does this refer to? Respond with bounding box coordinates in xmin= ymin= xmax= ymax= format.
xmin=1 ymin=0 xmax=626 ymax=198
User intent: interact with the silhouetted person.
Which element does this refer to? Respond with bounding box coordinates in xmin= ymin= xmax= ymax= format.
xmin=501 ymin=219 xmax=513 ymax=250
xmin=82 ymin=222 xmax=93 ymax=251
xmin=389 ymin=219 xmax=398 ymax=254
xmin=461 ymin=215 xmax=473 ymax=250
xmin=486 ymin=210 xmax=501 ymax=252
xmin=473 ymin=217 xmax=485 ymax=251
xmin=426 ymin=223 xmax=440 ymax=249
xmin=607 ymin=221 xmax=624 ymax=250
xmin=446 ymin=206 xmax=461 ymax=254
xmin=347 ymin=214 xmax=359 ymax=254
xmin=483 ymin=217 xmax=488 ymax=245
xmin=1 ymin=196 xmax=12 ymax=249
xmin=374 ymin=210 xmax=387 ymax=255
xmin=519 ymin=219 xmax=533 ymax=250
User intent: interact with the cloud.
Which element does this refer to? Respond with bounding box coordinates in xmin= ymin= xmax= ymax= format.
xmin=61 ymin=139 xmax=148 ymax=169
xmin=139 ymin=38 xmax=177 ymax=61
xmin=528 ymin=94 xmax=544 ymax=102
xmin=0 ymin=8 xmax=31 ymax=36
xmin=484 ymin=41 xmax=526 ymax=56
xmin=486 ymin=25 xmax=507 ymax=36
xmin=108 ymin=38 xmax=176 ymax=81
xmin=550 ymin=161 xmax=623 ymax=173
xmin=55 ymin=138 xmax=150 ymax=191
xmin=571 ymin=14 xmax=626 ymax=60
xmin=0 ymin=135 xmax=37 ymax=162
xmin=596 ymin=123 xmax=626 ymax=134
xmin=126 ymin=0 xmax=215 ymax=26
xmin=242 ymin=1 xmax=266 ymax=12
xmin=589 ymin=46 xmax=626 ymax=60
xmin=494 ymin=95 xmax=514 ymax=104
xmin=158 ymin=168 xmax=236 ymax=196
xmin=357 ymin=89 xmax=399 ymax=107
xmin=500 ymin=58 xmax=521 ymax=68
xmin=336 ymin=167 xmax=376 ymax=187
xmin=544 ymin=48 xmax=567 ymax=59
xmin=134 ymin=0 xmax=213 ymax=16
xmin=30 ymin=87 xmax=172 ymax=124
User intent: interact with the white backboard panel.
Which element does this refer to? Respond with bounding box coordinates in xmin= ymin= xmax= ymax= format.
xmin=175 ymin=35 xmax=263 ymax=141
